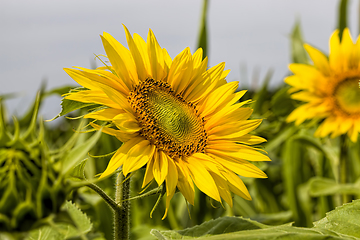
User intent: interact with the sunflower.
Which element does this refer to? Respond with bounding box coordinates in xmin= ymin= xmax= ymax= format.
xmin=286 ymin=28 xmax=360 ymax=142
xmin=64 ymin=25 xmax=269 ymax=218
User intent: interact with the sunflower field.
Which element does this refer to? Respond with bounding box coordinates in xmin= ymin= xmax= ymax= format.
xmin=1 ymin=0 xmax=360 ymax=239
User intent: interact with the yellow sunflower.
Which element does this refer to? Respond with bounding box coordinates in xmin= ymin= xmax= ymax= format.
xmin=286 ymin=28 xmax=360 ymax=142
xmin=64 ymin=25 xmax=269 ymax=218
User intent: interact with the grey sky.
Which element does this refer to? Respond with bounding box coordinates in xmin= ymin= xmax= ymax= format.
xmin=0 ymin=0 xmax=358 ymax=120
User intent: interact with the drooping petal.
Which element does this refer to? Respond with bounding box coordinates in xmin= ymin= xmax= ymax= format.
xmin=185 ymin=156 xmax=221 ymax=202
xmin=152 ymin=150 xmax=169 ymax=186
xmin=122 ymin=140 xmax=156 ymax=176
xmin=100 ymin=136 xmax=144 ymax=178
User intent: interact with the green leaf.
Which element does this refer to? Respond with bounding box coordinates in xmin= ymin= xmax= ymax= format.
xmin=69 ymin=158 xmax=88 ymax=181
xmin=151 ymin=216 xmax=357 ymax=240
xmin=314 ymin=199 xmax=360 ymax=238
xmin=290 ymin=20 xmax=308 ymax=64
xmin=292 ymin=134 xmax=339 ymax=181
xmin=61 ymin=129 xmax=102 ymax=175
xmin=309 ymin=177 xmax=360 ymax=197
xmin=270 ymin=86 xmax=295 ymax=117
xmin=26 ymin=226 xmax=64 ymax=240
xmin=45 ymin=85 xmax=76 ymax=96
xmin=151 ymin=217 xmax=267 ymax=239
xmin=63 ymin=201 xmax=92 ymax=236
xmin=48 ymin=98 xmax=97 ymax=121
xmin=251 ymin=69 xmax=273 ymax=114
xmin=196 ymin=0 xmax=208 ymax=59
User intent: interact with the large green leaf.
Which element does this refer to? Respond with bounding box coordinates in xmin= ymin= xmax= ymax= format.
xmin=314 ymin=199 xmax=360 ymax=238
xmin=152 ymin=200 xmax=360 ymax=239
xmin=151 ymin=216 xmax=357 ymax=240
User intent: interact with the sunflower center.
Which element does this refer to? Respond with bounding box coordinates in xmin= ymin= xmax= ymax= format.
xmin=128 ymin=78 xmax=207 ymax=158
xmin=334 ymin=77 xmax=360 ymax=114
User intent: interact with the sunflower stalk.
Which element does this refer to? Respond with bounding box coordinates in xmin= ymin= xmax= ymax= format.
xmin=114 ymin=172 xmax=131 ymax=240
xmin=86 ymin=183 xmax=118 ymax=210
xmin=340 ymin=134 xmax=349 ymax=204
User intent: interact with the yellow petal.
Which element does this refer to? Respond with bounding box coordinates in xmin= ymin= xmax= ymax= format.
xmin=142 ymin=157 xmax=155 ymax=188
xmin=329 ymin=29 xmax=343 ymax=72
xmin=210 ymin=172 xmax=233 ymax=207
xmin=175 ymin=160 xmax=195 ymax=205
xmin=341 ymin=28 xmax=355 ymax=70
xmin=162 ymin=157 xmax=178 ymax=220
xmin=205 ymin=107 xmax=253 ymax=130
xmin=65 ymin=90 xmax=120 ymax=109
xmin=100 ymin=137 xmax=144 ymax=178
xmin=304 ymin=44 xmax=331 ymax=76
xmin=348 ymin=122 xmax=359 ymax=142
xmin=90 ymin=122 xmax=138 ymax=142
xmin=208 ymin=153 xmax=267 ymax=178
xmin=192 ymin=48 xmax=203 ymax=68
xmin=64 ymin=68 xmax=100 ymax=90
xmin=167 ymin=48 xmax=194 ymax=94
xmin=208 ymin=119 xmax=262 ymax=140
xmin=133 ymin=33 xmax=152 ymax=76
xmin=147 ymin=29 xmax=167 ymax=81
xmin=185 ymin=157 xmax=221 ymax=202
xmin=84 ymin=108 xmax=124 ymax=121
xmin=74 ymin=67 xmax=130 ymax=96
xmin=185 ymin=62 xmax=225 ymax=102
xmin=122 ymin=140 xmax=155 ymax=176
xmin=152 ymin=150 xmax=169 ymax=186
xmin=101 ymin=34 xmax=137 ymax=89
xmin=113 ymin=113 xmax=141 ymax=133
xmin=199 ymin=81 xmax=239 ymax=118
xmin=91 ymin=80 xmax=134 ymax=114
xmin=233 ymin=134 xmax=267 ymax=145
xmin=223 ymin=171 xmax=251 ymax=200
xmin=123 ymin=24 xmax=148 ymax=81
xmin=207 ymin=147 xmax=271 ymax=162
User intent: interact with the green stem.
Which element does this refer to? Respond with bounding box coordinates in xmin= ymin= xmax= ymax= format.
xmin=114 ymin=172 xmax=130 ymax=240
xmin=340 ymin=134 xmax=349 ymax=204
xmin=86 ymin=183 xmax=118 ymax=210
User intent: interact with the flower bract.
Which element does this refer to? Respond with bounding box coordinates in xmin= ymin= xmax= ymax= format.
xmin=64 ymin=25 xmax=270 ymax=218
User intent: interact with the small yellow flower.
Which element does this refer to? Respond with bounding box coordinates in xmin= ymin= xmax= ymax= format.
xmin=64 ymin=25 xmax=269 ymax=218
xmin=286 ymin=28 xmax=360 ymax=142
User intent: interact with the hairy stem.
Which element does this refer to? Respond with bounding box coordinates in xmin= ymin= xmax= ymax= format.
xmin=114 ymin=172 xmax=130 ymax=240
xmin=86 ymin=183 xmax=118 ymax=210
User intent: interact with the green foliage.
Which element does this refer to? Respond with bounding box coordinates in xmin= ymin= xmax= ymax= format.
xmin=49 ymin=98 xmax=98 ymax=121
xmin=152 ymin=200 xmax=360 ymax=239
xmin=25 ymin=201 xmax=105 ymax=240
xmin=314 ymin=200 xmax=360 ymax=238
xmin=290 ymin=21 xmax=308 ymax=64
xmin=0 ymin=91 xmax=102 ymax=236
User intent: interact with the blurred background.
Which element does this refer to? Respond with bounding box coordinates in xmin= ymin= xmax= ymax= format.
xmin=1 ymin=0 xmax=358 ymax=119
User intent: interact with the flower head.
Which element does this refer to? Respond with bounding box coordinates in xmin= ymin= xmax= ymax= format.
xmin=64 ymin=25 xmax=269 ymax=218
xmin=286 ymin=28 xmax=360 ymax=142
